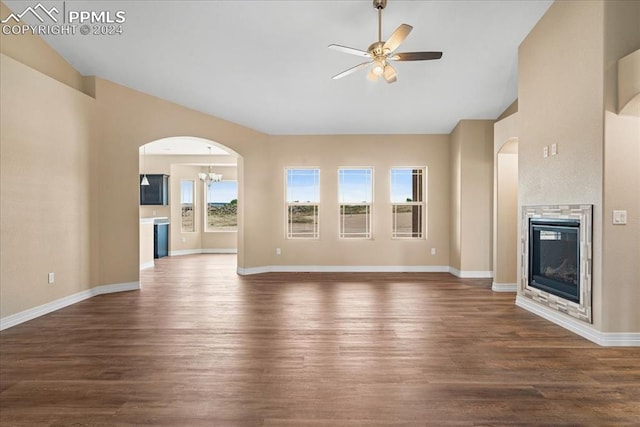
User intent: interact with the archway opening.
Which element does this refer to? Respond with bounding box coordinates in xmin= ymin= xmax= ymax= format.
xmin=493 ymin=137 xmax=518 ymax=292
xmin=138 ymin=136 xmax=242 ymax=274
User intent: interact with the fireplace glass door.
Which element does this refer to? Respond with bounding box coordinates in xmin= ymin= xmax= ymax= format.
xmin=529 ymin=219 xmax=580 ymax=303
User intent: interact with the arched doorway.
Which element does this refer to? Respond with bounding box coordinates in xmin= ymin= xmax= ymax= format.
xmin=138 ymin=136 xmax=242 ymax=272
xmin=492 ymin=137 xmax=518 ymax=291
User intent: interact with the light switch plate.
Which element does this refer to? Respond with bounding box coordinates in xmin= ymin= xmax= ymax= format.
xmin=551 ymin=143 xmax=557 ymax=155
xmin=613 ymin=210 xmax=627 ymax=225
xmin=543 ymin=146 xmax=549 ymax=158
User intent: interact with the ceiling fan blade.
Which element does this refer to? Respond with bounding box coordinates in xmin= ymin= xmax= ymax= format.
xmin=328 ymin=44 xmax=370 ymax=58
xmin=390 ymin=51 xmax=443 ymax=61
xmin=383 ymin=24 xmax=413 ymax=53
xmin=332 ymin=61 xmax=372 ymax=80
xmin=366 ymin=68 xmax=379 ymax=82
xmin=383 ymin=64 xmax=397 ymax=84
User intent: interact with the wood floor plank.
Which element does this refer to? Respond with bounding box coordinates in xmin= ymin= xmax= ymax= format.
xmin=1 ymin=254 xmax=640 ymax=425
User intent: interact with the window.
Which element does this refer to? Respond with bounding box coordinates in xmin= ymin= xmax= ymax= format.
xmin=205 ymin=181 xmax=238 ymax=232
xmin=181 ymin=180 xmax=195 ymax=232
xmin=391 ymin=168 xmax=426 ymax=238
xmin=339 ymin=168 xmax=373 ymax=239
xmin=286 ymin=168 xmax=320 ymax=239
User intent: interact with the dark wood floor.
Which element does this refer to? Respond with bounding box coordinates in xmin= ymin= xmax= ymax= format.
xmin=1 ymin=255 xmax=639 ymax=426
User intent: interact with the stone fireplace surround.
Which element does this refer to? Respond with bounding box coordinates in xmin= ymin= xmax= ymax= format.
xmin=521 ymin=205 xmax=593 ymax=323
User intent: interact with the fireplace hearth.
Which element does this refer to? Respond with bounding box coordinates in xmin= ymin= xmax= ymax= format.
xmin=522 ymin=205 xmax=592 ymax=323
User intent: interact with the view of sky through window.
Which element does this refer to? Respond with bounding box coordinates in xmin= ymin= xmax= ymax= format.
xmin=287 ymin=169 xmax=320 ymax=203
xmin=391 ymin=168 xmax=422 ymax=203
xmin=181 ymin=181 xmax=194 ymax=204
xmin=339 ymin=168 xmax=372 ymax=203
xmin=207 ymin=181 xmax=237 ymax=204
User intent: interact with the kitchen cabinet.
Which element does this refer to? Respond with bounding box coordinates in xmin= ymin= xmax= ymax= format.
xmin=154 ymin=219 xmax=169 ymax=258
xmin=140 ymin=174 xmax=169 ymax=205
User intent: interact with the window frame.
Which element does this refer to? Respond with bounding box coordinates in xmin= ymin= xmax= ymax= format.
xmin=180 ymin=179 xmax=196 ymax=233
xmin=204 ymin=179 xmax=238 ymax=233
xmin=285 ymin=167 xmax=320 ymax=240
xmin=338 ymin=167 xmax=374 ymax=240
xmin=390 ymin=167 xmax=427 ymax=239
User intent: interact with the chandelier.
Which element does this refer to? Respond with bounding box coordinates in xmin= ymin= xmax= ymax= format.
xmin=198 ymin=146 xmax=222 ymax=186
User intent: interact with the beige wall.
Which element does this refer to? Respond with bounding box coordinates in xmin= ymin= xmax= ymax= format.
xmin=602 ymin=112 xmax=640 ymax=332
xmin=519 ymin=0 xmax=604 ymax=328
xmin=450 ymin=120 xmax=495 ymax=275
xmin=617 ymin=50 xmax=640 ymax=116
xmin=0 ymin=54 xmax=95 ymax=318
xmin=449 ymin=125 xmax=462 ymax=271
xmin=518 ymin=0 xmax=640 ymax=333
xmin=601 ymin=1 xmax=640 ymax=332
xmin=495 ymin=149 xmax=518 ymax=284
xmin=92 ymin=77 xmax=264 ymax=287
xmin=257 ymin=134 xmax=450 ymax=268
xmin=139 ymin=221 xmax=154 ymax=268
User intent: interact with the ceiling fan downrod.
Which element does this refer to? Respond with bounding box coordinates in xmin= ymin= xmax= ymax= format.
xmin=374 ymin=0 xmax=387 ymax=43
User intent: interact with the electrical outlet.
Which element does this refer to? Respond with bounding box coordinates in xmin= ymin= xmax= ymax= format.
xmin=152 ymin=210 xmax=157 ymax=216
xmin=551 ymin=143 xmax=558 ymax=155
xmin=543 ymin=146 xmax=549 ymax=158
xmin=276 ymin=248 xmax=281 ymax=255
xmin=48 ymin=272 xmax=55 ymax=284
xmin=431 ymin=248 xmax=437 ymax=255
xmin=181 ymin=237 xmax=187 ymax=243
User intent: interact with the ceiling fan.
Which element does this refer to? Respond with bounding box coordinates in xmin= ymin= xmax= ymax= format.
xmin=329 ymin=0 xmax=442 ymax=83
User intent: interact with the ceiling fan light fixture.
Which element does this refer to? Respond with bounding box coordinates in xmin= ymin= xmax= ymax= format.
xmin=372 ymin=59 xmax=385 ymax=76
xmin=367 ymin=69 xmax=380 ymax=81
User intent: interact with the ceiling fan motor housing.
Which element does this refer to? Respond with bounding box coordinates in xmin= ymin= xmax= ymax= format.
xmin=368 ymin=41 xmax=387 ymax=57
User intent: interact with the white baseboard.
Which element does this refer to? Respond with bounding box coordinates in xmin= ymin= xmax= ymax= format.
xmin=237 ymin=265 xmax=450 ymax=276
xmin=202 ymin=248 xmax=238 ymax=254
xmin=169 ymin=249 xmax=237 ymax=256
xmin=140 ymin=261 xmax=155 ymax=270
xmin=516 ymin=295 xmax=640 ymax=347
xmin=492 ymin=282 xmax=517 ymax=292
xmin=449 ymin=267 xmax=493 ymax=278
xmin=0 ymin=281 xmax=140 ymax=331
xmin=168 ymin=249 xmax=202 ymax=256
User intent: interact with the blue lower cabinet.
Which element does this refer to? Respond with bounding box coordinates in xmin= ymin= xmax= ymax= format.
xmin=154 ymin=224 xmax=169 ymax=258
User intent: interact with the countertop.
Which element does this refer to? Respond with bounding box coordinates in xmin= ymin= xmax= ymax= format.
xmin=140 ymin=217 xmax=170 ymax=225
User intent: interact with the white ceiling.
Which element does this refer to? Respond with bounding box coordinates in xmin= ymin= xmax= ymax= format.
xmin=5 ymin=0 xmax=552 ymax=135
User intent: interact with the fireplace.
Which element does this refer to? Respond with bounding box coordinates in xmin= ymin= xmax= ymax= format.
xmin=521 ymin=205 xmax=592 ymax=323
xmin=529 ymin=219 xmax=580 ymax=303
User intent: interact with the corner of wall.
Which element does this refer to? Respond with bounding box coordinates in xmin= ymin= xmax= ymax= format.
xmin=0 ymin=1 xmax=91 ymax=96
xmin=497 ymin=99 xmax=518 ymax=121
